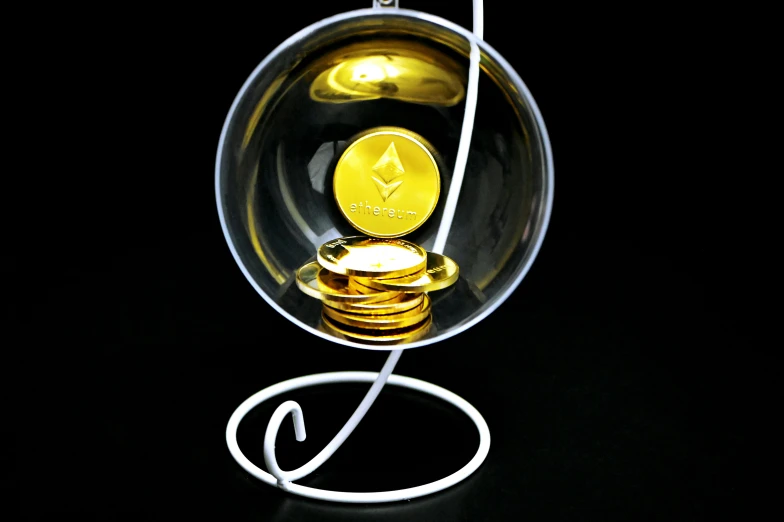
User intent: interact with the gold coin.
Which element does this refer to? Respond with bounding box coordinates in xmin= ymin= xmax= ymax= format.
xmin=323 ymin=295 xmax=431 ymax=330
xmin=346 ymin=272 xmax=422 ymax=294
xmin=295 ymin=261 xmax=397 ymax=303
xmin=323 ymin=292 xmax=425 ymax=315
xmin=346 ymin=276 xmax=385 ymax=295
xmin=333 ymin=128 xmax=440 ymax=238
xmin=346 ymin=277 xmax=393 ymax=297
xmin=321 ymin=312 xmax=432 ymax=343
xmin=322 ymin=291 xmax=407 ymax=309
xmin=317 ymin=236 xmax=426 ymax=278
xmin=354 ymin=252 xmax=459 ymax=293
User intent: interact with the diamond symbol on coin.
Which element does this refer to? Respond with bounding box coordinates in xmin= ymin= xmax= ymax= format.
xmin=371 ymin=142 xmax=405 ymax=201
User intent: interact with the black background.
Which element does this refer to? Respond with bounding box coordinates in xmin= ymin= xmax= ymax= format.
xmin=8 ymin=2 xmax=758 ymax=520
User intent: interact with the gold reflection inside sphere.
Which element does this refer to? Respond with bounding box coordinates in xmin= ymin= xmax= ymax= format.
xmin=310 ymin=40 xmax=466 ymax=106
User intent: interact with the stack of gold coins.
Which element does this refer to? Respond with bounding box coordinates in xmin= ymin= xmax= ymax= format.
xmin=294 ymin=126 xmax=457 ymax=343
xmin=295 ymin=236 xmax=459 ymax=343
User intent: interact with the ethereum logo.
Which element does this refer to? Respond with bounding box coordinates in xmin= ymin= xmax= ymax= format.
xmin=371 ymin=142 xmax=405 ymax=201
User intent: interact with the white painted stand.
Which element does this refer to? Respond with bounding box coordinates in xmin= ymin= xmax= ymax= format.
xmin=225 ymin=350 xmax=490 ymax=503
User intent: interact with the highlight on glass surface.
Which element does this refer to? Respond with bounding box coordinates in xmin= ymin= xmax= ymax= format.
xmin=309 ymin=40 xmax=466 ymax=106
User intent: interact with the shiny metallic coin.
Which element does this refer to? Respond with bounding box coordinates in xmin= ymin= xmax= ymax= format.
xmin=323 ymin=294 xmax=431 ymax=329
xmin=333 ymin=128 xmax=440 ymax=238
xmin=355 ymin=252 xmax=459 ymax=293
xmin=345 ymin=272 xmax=421 ymax=295
xmin=323 ymin=292 xmax=424 ymax=315
xmin=322 ymin=291 xmax=407 ymax=308
xmin=346 ymin=276 xmax=384 ymax=295
xmin=317 ymin=236 xmax=427 ymax=278
xmin=295 ymin=260 xmax=397 ymax=303
xmin=321 ymin=312 xmax=433 ymax=342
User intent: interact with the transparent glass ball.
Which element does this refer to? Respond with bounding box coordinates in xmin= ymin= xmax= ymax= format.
xmin=216 ymin=8 xmax=553 ymax=350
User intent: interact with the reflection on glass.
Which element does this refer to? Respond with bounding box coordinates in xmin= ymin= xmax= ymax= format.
xmin=310 ymin=41 xmax=466 ymax=106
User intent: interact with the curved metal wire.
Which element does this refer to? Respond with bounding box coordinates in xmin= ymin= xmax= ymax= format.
xmin=226 ymin=370 xmax=491 ymax=503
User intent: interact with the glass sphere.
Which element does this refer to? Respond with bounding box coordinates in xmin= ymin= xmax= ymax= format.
xmin=216 ymin=8 xmax=553 ymax=349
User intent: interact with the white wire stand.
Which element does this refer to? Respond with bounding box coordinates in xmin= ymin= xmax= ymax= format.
xmin=225 ymin=351 xmax=490 ymax=503
xmin=225 ymin=0 xmax=487 ymax=504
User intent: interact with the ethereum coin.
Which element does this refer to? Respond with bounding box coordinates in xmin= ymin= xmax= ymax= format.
xmin=323 ymin=294 xmax=431 ymax=329
xmin=346 ymin=272 xmax=421 ymax=294
xmin=346 ymin=276 xmax=387 ymax=295
xmin=333 ymin=127 xmax=440 ymax=238
xmin=317 ymin=236 xmax=426 ymax=278
xmin=321 ymin=312 xmax=432 ymax=342
xmin=295 ymin=261 xmax=397 ymax=303
xmin=323 ymin=292 xmax=424 ymax=315
xmin=354 ymin=252 xmax=459 ymax=293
